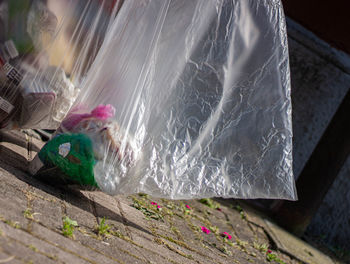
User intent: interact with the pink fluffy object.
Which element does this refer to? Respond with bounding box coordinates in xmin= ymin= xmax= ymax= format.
xmin=62 ymin=104 xmax=115 ymax=131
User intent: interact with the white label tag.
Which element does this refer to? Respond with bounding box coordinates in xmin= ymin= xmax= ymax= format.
xmin=2 ymin=62 xmax=22 ymax=84
xmin=59 ymin=142 xmax=71 ymax=157
xmin=2 ymin=62 xmax=12 ymax=75
xmin=4 ymin=40 xmax=18 ymax=59
xmin=0 ymin=96 xmax=14 ymax=114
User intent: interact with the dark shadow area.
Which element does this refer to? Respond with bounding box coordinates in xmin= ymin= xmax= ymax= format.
xmin=0 ymin=146 xmax=29 ymax=171
xmin=0 ymin=154 xmax=152 ymax=236
xmin=0 ymin=130 xmax=41 ymax=153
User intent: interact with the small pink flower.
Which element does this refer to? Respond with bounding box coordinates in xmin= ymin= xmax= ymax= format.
xmin=185 ymin=205 xmax=191 ymax=209
xmin=267 ymin=250 xmax=272 ymax=254
xmin=157 ymin=205 xmax=161 ymax=209
xmin=221 ymin=232 xmax=232 ymax=240
xmin=200 ymin=226 xmax=211 ymax=234
xmin=151 ymin=202 xmax=157 ymax=205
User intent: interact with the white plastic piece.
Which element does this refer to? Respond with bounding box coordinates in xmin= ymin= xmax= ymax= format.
xmin=0 ymin=96 xmax=14 ymax=113
xmin=4 ymin=40 xmax=18 ymax=59
xmin=58 ymin=142 xmax=71 ymax=158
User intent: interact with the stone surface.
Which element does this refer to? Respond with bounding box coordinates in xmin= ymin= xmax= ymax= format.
xmin=287 ymin=19 xmax=350 ymax=178
xmin=0 ymin=133 xmax=315 ymax=264
xmin=285 ymin=19 xmax=350 ymax=257
xmin=264 ymin=219 xmax=335 ymax=264
xmin=306 ymin=156 xmax=350 ymax=254
xmin=0 ymin=130 xmax=44 ymax=171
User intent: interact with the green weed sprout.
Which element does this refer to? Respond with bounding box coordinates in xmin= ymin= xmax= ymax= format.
xmin=62 ymin=216 xmax=78 ymax=238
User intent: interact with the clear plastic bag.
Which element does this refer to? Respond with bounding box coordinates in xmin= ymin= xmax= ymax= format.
xmin=34 ymin=0 xmax=296 ymax=200
xmin=0 ymin=0 xmax=118 ymax=129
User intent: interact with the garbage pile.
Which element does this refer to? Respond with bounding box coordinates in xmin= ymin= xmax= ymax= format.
xmin=0 ymin=0 xmax=114 ymax=129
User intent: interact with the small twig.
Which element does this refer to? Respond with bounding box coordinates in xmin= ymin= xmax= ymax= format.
xmin=0 ymin=256 xmax=15 ymax=263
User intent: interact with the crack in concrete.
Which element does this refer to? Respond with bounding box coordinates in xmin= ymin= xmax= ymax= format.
xmin=114 ymin=198 xmax=133 ymax=240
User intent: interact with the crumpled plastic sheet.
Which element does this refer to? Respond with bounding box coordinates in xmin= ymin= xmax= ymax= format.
xmin=63 ymin=0 xmax=297 ymax=200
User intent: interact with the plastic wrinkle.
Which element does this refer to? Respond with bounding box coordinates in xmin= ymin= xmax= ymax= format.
xmin=64 ymin=0 xmax=297 ymax=200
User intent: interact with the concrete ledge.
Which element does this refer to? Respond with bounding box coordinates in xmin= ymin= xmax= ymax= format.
xmin=286 ymin=18 xmax=350 ymax=74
